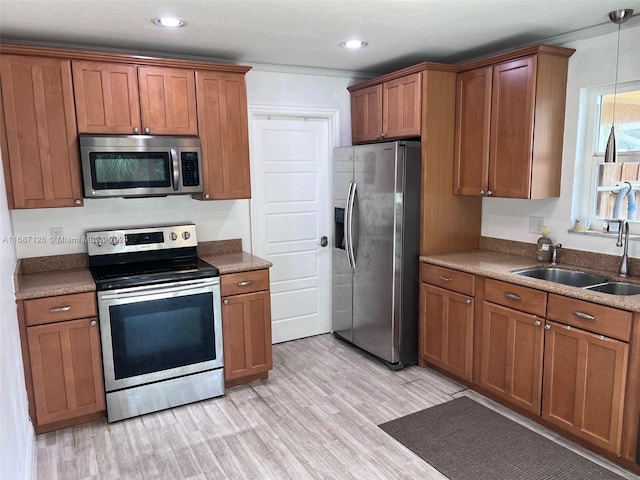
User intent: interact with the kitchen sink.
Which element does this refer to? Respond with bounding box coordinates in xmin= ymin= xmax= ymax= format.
xmin=584 ymin=282 xmax=640 ymax=295
xmin=513 ymin=267 xmax=608 ymax=288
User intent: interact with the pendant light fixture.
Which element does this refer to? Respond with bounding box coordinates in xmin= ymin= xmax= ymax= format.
xmin=604 ymin=8 xmax=634 ymax=163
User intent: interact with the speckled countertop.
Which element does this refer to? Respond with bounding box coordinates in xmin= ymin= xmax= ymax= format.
xmin=199 ymin=252 xmax=272 ymax=274
xmin=14 ymin=239 xmax=271 ymax=300
xmin=420 ymin=249 xmax=640 ymax=312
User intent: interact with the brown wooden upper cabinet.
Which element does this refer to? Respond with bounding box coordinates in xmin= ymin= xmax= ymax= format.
xmin=72 ymin=61 xmax=197 ymax=135
xmin=195 ymin=71 xmax=251 ymax=200
xmin=453 ymin=46 xmax=574 ymax=198
xmin=0 ymin=54 xmax=84 ymax=208
xmin=349 ymin=72 xmax=421 ymax=144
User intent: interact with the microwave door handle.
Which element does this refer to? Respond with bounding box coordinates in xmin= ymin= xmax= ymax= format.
xmin=170 ymin=148 xmax=180 ymax=191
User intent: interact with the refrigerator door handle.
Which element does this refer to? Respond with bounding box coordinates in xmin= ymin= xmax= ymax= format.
xmin=344 ymin=182 xmax=354 ymax=268
xmin=347 ymin=182 xmax=357 ymax=269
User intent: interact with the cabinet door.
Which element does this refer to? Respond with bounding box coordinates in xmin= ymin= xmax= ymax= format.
xmin=137 ymin=66 xmax=197 ymax=135
xmin=196 ymin=71 xmax=251 ymax=200
xmin=0 ymin=55 xmax=83 ymax=208
xmin=222 ymin=291 xmax=272 ymax=384
xmin=72 ymin=60 xmax=141 ymax=134
xmin=351 ymin=84 xmax=382 ymax=144
xmin=481 ymin=302 xmax=544 ymax=415
xmin=453 ymin=66 xmax=492 ymax=196
xmin=27 ymin=317 xmax=105 ymax=426
xmin=488 ymin=57 xmax=536 ymax=198
xmin=419 ymin=283 xmax=473 ymax=381
xmin=542 ymin=320 xmax=628 ymax=454
xmin=383 ymin=72 xmax=421 ymax=139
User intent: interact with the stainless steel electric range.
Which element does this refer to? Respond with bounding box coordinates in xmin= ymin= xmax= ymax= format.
xmin=87 ymin=224 xmax=224 ymax=422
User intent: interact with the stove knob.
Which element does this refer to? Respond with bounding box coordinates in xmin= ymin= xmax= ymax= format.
xmin=95 ymin=236 xmax=105 ymax=247
xmin=110 ymin=236 xmax=119 ymax=246
xmin=169 ymin=232 xmax=178 ymax=241
xmin=182 ymin=231 xmax=191 ymax=240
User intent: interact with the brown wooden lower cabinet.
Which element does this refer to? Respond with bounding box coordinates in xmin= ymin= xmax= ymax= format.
xmin=27 ymin=317 xmax=105 ymax=429
xmin=419 ymin=263 xmax=640 ymax=470
xmin=542 ymin=320 xmax=628 ymax=455
xmin=419 ymin=282 xmax=474 ymax=381
xmin=221 ymin=270 xmax=273 ymax=387
xmin=481 ymin=302 xmax=544 ymax=415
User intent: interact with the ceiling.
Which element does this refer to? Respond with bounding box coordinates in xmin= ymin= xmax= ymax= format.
xmin=1 ymin=0 xmax=639 ymax=74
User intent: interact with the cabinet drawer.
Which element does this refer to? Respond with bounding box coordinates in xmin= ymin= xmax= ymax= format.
xmin=485 ymin=278 xmax=547 ymax=317
xmin=421 ymin=264 xmax=475 ymax=296
xmin=24 ymin=292 xmax=97 ymax=326
xmin=221 ymin=269 xmax=270 ymax=297
xmin=547 ymin=294 xmax=632 ymax=342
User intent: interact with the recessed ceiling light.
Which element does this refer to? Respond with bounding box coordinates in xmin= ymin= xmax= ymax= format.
xmin=340 ymin=40 xmax=368 ymax=49
xmin=152 ymin=17 xmax=186 ymax=28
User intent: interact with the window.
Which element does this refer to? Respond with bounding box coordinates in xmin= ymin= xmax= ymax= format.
xmin=580 ymin=82 xmax=640 ymax=228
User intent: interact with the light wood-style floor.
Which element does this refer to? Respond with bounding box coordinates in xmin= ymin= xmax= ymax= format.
xmin=35 ymin=334 xmax=639 ymax=479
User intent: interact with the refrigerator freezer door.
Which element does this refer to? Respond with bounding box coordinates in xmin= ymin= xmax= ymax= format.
xmin=352 ymin=142 xmax=403 ymax=363
xmin=332 ymin=146 xmax=354 ymax=342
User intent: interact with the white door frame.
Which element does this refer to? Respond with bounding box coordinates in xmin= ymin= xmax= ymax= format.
xmin=247 ymin=105 xmax=340 ymax=342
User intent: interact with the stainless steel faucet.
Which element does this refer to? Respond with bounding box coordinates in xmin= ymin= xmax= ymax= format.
xmin=551 ymin=243 xmax=562 ymax=265
xmin=617 ymin=220 xmax=630 ymax=278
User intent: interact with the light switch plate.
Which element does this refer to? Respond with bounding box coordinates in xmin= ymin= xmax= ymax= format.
xmin=529 ymin=216 xmax=544 ymax=234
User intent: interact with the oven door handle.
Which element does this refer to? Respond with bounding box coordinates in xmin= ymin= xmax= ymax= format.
xmin=99 ymin=279 xmax=217 ymax=300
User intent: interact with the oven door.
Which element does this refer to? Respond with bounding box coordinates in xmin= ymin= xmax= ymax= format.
xmin=97 ymin=277 xmax=223 ymax=392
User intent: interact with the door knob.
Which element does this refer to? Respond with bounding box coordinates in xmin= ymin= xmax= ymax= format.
xmin=319 ymin=236 xmax=328 ymax=247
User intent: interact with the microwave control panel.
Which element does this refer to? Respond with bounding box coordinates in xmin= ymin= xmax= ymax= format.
xmin=181 ymin=152 xmax=200 ymax=187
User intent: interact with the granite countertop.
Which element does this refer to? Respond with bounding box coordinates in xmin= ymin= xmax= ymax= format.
xmin=420 ymin=249 xmax=640 ymax=312
xmin=199 ymin=251 xmax=272 ymax=274
xmin=14 ymin=266 xmax=96 ymax=300
xmin=13 ymin=239 xmax=272 ymax=300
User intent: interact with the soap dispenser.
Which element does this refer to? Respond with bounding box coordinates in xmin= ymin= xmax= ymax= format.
xmin=536 ymin=226 xmax=553 ymax=262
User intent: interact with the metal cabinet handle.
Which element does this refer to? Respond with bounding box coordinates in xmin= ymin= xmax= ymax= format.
xmin=237 ymin=280 xmax=254 ymax=287
xmin=49 ymin=305 xmax=72 ymax=313
xmin=486 ymin=190 xmax=493 ymax=196
xmin=144 ymin=127 xmax=150 ymax=134
xmin=480 ymin=190 xmax=485 ymax=195
xmin=572 ymin=311 xmax=595 ymax=321
xmin=90 ymin=320 xmax=97 ymax=327
xmin=204 ymin=193 xmax=210 ymax=199
xmin=223 ymin=299 xmax=229 ymax=305
xmin=534 ymin=320 xmax=541 ymax=327
xmin=544 ymin=324 xmax=551 ymax=330
xmin=133 ymin=127 xmax=139 ymax=134
xmin=465 ymin=299 xmax=472 ymax=304
xmin=504 ymin=292 xmax=521 ymax=301
xmin=74 ymin=199 xmax=82 ymax=205
xmin=437 ymin=276 xmax=452 ymax=282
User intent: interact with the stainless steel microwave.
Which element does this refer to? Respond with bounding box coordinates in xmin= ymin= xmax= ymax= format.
xmin=80 ymin=135 xmax=203 ymax=198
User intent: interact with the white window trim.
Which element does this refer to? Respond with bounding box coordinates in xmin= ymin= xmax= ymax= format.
xmin=575 ymin=79 xmax=640 ymax=233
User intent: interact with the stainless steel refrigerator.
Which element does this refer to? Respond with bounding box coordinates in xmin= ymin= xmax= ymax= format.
xmin=332 ymin=140 xmax=421 ymax=369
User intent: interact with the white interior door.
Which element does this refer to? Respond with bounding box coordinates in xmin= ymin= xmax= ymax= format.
xmin=251 ymin=114 xmax=332 ymax=343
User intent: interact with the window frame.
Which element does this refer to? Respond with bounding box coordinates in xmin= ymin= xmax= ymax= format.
xmin=580 ymin=80 xmax=640 ymax=231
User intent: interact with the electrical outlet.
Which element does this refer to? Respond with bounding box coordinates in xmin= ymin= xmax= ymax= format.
xmin=50 ymin=227 xmax=64 ymax=245
xmin=529 ymin=216 xmax=544 ymax=234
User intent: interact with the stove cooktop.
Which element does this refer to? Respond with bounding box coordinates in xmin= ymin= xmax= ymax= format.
xmin=90 ymin=257 xmax=219 ymax=290
xmin=86 ymin=224 xmax=219 ymax=290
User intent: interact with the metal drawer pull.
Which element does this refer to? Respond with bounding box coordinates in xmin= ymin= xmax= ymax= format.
xmin=237 ymin=280 xmax=254 ymax=287
xmin=544 ymin=324 xmax=551 ymax=330
xmin=534 ymin=320 xmax=541 ymax=327
xmin=504 ymin=293 xmax=521 ymax=301
xmin=90 ymin=320 xmax=97 ymax=327
xmin=437 ymin=276 xmax=452 ymax=282
xmin=572 ymin=311 xmax=595 ymax=321
xmin=223 ymin=299 xmax=229 ymax=305
xmin=50 ymin=305 xmax=72 ymax=313
xmin=465 ymin=299 xmax=471 ymax=304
